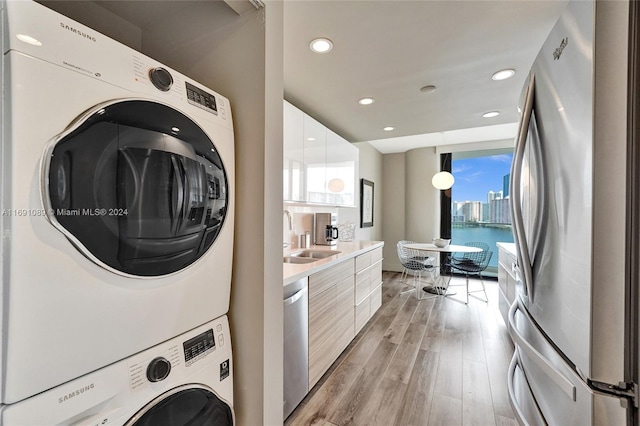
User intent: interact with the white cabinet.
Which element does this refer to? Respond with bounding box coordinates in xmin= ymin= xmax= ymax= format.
xmin=283 ymin=100 xmax=358 ymax=207
xmin=326 ymin=129 xmax=358 ymax=207
xmin=354 ymin=247 xmax=383 ymax=334
xmin=283 ymin=101 xmax=304 ymax=202
xmin=303 ymin=114 xmax=327 ymax=204
xmin=497 ymin=243 xmax=517 ymax=330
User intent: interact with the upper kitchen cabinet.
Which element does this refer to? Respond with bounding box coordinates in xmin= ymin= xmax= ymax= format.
xmin=303 ymin=114 xmax=327 ymax=204
xmin=284 ymin=101 xmax=305 ymax=202
xmin=283 ymin=100 xmax=358 ymax=207
xmin=326 ymin=130 xmax=358 ymax=207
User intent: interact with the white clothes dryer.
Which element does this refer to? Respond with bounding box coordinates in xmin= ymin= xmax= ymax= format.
xmin=0 ymin=1 xmax=235 ymax=404
xmin=0 ymin=316 xmax=234 ymax=426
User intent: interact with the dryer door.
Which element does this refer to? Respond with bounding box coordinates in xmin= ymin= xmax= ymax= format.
xmin=125 ymin=384 xmax=233 ymax=426
xmin=43 ymin=99 xmax=229 ymax=277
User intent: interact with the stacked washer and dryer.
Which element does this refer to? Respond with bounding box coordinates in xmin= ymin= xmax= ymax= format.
xmin=0 ymin=1 xmax=235 ymax=424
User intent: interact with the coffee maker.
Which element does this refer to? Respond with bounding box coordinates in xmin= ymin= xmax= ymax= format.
xmin=314 ymin=213 xmax=338 ymax=246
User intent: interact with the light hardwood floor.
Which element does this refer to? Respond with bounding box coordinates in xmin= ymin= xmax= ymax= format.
xmin=286 ymin=271 xmax=517 ymax=426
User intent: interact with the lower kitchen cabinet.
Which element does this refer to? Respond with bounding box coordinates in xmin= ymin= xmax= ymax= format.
xmin=336 ymin=274 xmax=355 ymax=354
xmin=355 ymin=247 xmax=383 ymax=334
xmin=305 ymin=245 xmax=384 ymax=391
xmin=497 ymin=242 xmax=517 ymax=328
xmin=308 ymin=259 xmax=354 ymax=389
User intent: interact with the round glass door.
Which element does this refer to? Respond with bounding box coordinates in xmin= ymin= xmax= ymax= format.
xmin=126 ymin=385 xmax=233 ymax=426
xmin=44 ymin=100 xmax=229 ymax=277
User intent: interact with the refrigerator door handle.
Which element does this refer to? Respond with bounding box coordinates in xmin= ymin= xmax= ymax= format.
xmin=508 ymin=351 xmax=547 ymax=426
xmin=508 ymin=298 xmax=577 ymax=401
xmin=510 ymin=72 xmax=536 ymax=302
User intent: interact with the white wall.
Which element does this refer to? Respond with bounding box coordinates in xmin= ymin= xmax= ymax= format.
xmin=381 ymin=153 xmax=406 ymax=271
xmin=352 ymin=141 xmax=384 ymax=241
xmin=405 ymin=147 xmax=440 ymax=243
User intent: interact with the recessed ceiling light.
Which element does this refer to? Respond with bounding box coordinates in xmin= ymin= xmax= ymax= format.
xmin=383 ymin=126 xmax=394 ymax=131
xmin=358 ymin=97 xmax=375 ymax=105
xmin=492 ymin=69 xmax=516 ymax=81
xmin=17 ymin=34 xmax=42 ymax=46
xmin=420 ymin=85 xmax=437 ymax=93
xmin=482 ymin=111 xmax=500 ymax=118
xmin=171 ymin=127 xmax=180 ymax=132
xmin=310 ymin=38 xmax=333 ymax=53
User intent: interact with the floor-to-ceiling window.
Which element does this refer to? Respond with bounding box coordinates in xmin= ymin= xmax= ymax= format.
xmin=447 ymin=149 xmax=514 ymax=277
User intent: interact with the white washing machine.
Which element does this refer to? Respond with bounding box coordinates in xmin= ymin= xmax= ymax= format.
xmin=0 ymin=316 xmax=234 ymax=425
xmin=0 ymin=1 xmax=235 ymax=404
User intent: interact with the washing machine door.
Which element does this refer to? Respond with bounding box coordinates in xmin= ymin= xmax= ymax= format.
xmin=43 ymin=99 xmax=229 ymax=277
xmin=125 ymin=384 xmax=233 ymax=426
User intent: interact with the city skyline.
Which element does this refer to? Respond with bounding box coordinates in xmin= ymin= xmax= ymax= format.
xmin=451 ymin=153 xmax=513 ymax=203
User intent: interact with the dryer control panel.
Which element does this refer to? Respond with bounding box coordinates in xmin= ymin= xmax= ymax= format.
xmin=183 ymin=328 xmax=216 ymax=366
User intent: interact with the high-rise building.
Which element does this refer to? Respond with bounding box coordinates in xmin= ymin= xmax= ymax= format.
xmin=503 ymin=173 xmax=510 ymax=198
xmin=487 ymin=190 xmax=502 ymax=203
xmin=452 ymin=200 xmax=482 ymax=222
xmin=490 ymin=197 xmax=511 ymax=224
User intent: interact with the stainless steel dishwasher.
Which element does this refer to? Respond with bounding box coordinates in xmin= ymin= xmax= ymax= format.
xmin=283 ymin=277 xmax=308 ymax=420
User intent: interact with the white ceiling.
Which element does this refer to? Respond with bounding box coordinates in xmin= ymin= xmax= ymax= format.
xmin=283 ymin=0 xmax=568 ymax=152
xmin=43 ymin=0 xmax=569 ymax=154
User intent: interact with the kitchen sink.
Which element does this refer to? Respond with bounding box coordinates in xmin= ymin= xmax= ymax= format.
xmin=283 ymin=256 xmax=317 ymax=264
xmin=290 ymin=250 xmax=341 ymax=259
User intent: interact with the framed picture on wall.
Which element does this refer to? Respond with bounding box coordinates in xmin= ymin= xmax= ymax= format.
xmin=360 ymin=179 xmax=374 ymax=228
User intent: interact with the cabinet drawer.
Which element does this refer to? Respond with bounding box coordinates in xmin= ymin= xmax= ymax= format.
xmin=370 ymin=283 xmax=382 ymax=314
xmin=498 ymin=248 xmax=517 ymax=275
xmin=371 ymin=260 xmax=382 ymax=286
xmin=498 ymin=287 xmax=510 ymax=329
xmin=355 ymin=247 xmax=383 ymax=272
xmin=355 ymin=250 xmax=372 ymax=273
xmin=498 ymin=265 xmax=508 ymax=293
xmin=355 ymin=296 xmax=370 ymax=335
xmin=309 ymin=259 xmax=354 ymax=298
xmin=507 ymin=273 xmax=516 ymax=301
xmin=370 ymin=247 xmax=383 ymax=264
xmin=355 ymin=267 xmax=371 ymax=305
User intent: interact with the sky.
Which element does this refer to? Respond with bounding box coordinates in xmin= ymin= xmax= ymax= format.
xmin=451 ymin=153 xmax=513 ymax=203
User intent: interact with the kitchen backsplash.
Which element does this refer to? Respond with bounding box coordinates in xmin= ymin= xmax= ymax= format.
xmin=283 ymin=205 xmax=359 ymax=249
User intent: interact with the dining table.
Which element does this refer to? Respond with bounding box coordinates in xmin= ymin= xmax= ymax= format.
xmin=404 ymin=243 xmax=482 ymax=297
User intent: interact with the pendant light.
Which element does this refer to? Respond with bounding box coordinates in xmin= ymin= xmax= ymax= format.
xmin=432 ymin=152 xmax=454 ymax=190
xmin=432 ymin=171 xmax=455 ymax=190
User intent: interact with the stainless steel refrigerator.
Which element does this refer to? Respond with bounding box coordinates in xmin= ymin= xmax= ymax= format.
xmin=508 ymin=0 xmax=639 ymax=424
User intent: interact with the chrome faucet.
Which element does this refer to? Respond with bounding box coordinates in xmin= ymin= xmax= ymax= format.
xmin=283 ymin=210 xmax=292 ymax=248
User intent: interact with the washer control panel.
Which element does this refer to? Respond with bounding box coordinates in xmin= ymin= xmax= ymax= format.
xmin=129 ymin=345 xmax=180 ymax=390
xmin=146 ymin=357 xmax=172 ymax=382
xmin=183 ymin=328 xmax=216 ymax=366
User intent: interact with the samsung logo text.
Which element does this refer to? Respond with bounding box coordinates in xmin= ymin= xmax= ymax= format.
xmin=58 ymin=383 xmax=95 ymax=404
xmin=60 ymin=23 xmax=97 ymax=42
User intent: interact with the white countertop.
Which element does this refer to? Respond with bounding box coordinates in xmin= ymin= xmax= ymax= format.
xmin=283 ymin=240 xmax=384 ymax=286
xmin=496 ymin=242 xmax=516 ymax=257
